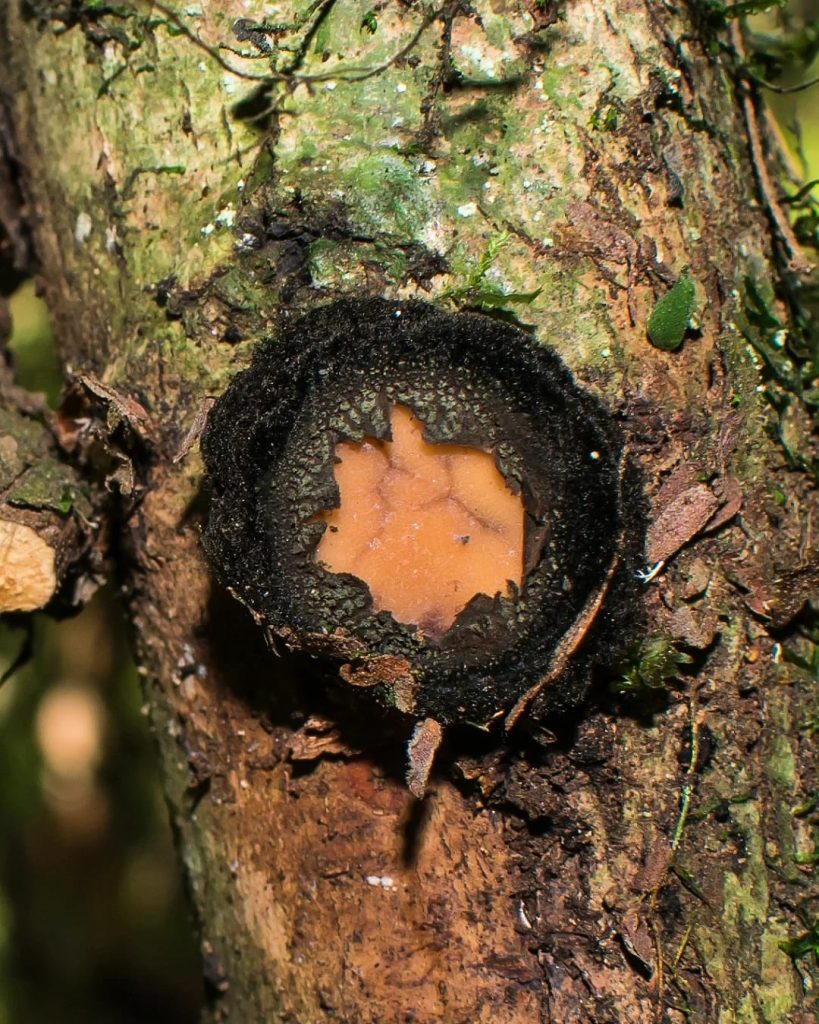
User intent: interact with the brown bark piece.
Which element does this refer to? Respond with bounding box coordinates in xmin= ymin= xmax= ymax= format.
xmin=704 ymin=476 xmax=743 ymax=533
xmin=669 ymin=605 xmax=719 ymax=649
xmin=406 ymin=717 xmax=443 ymax=798
xmin=288 ymin=715 xmax=359 ymax=762
xmin=646 ymin=483 xmax=720 ymax=566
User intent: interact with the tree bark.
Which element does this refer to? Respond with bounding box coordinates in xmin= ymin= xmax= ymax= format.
xmin=2 ymin=1 xmax=818 ymax=1021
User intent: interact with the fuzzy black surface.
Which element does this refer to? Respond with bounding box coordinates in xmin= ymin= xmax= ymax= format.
xmin=201 ymin=298 xmax=642 ymax=726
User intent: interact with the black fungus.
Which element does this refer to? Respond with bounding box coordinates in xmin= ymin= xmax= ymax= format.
xmin=202 ymin=298 xmax=643 ymax=727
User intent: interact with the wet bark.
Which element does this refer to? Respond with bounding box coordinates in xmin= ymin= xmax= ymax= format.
xmin=2 ymin=1 xmax=818 ymax=1021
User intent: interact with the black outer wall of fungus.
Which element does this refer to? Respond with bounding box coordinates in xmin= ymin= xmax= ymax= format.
xmin=201 ymin=298 xmax=645 ymax=727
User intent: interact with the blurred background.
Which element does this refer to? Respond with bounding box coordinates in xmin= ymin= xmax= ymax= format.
xmin=0 ymin=4 xmax=817 ymax=1023
xmin=0 ymin=283 xmax=201 ymax=1022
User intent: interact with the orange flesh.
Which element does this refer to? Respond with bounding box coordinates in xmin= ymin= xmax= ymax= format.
xmin=315 ymin=404 xmax=525 ymax=636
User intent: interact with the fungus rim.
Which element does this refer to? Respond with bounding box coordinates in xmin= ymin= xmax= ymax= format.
xmin=201 ymin=298 xmax=639 ymax=726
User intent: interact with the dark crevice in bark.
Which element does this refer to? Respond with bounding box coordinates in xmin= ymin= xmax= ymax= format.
xmin=0 ymin=103 xmax=35 ymax=289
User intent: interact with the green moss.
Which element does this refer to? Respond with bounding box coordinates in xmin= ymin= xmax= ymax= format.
xmin=779 ymin=919 xmax=819 ymax=960
xmin=210 ymin=268 xmax=269 ymax=317
xmin=765 ymin=700 xmax=798 ymax=850
xmin=7 ymin=464 xmax=91 ymax=519
xmin=611 ymin=637 xmax=692 ymax=699
xmin=442 ymin=231 xmax=541 ymax=313
xmin=437 ymin=140 xmax=492 ymax=198
xmin=589 ymin=104 xmax=620 ymax=131
xmin=698 ymin=925 xmax=731 ymax=993
xmin=0 ymin=406 xmax=91 ymax=518
xmin=298 ymin=139 xmax=319 ymax=161
xmin=540 ymin=67 xmax=584 ymax=107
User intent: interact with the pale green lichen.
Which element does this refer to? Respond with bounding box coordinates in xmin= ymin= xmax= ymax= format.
xmin=767 ymin=732 xmax=796 ymax=790
xmin=735 ymin=994 xmax=760 ymax=1024
xmin=723 ymin=804 xmax=769 ymax=931
xmin=338 ymin=152 xmax=435 ymax=237
xmin=758 ymin=926 xmax=797 ymax=1022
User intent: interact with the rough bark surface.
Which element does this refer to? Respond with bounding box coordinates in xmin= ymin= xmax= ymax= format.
xmin=2 ymin=1 xmax=818 ymax=1021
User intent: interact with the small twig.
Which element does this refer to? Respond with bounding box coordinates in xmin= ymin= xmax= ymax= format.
xmin=641 ymin=701 xmax=706 ymax=951
xmin=672 ymin=924 xmax=693 ymax=972
xmin=783 ymin=178 xmax=819 ymax=206
xmin=505 ymin=548 xmax=622 ymax=729
xmin=761 ymin=101 xmax=807 ymax=188
xmin=652 ymin=917 xmax=665 ymax=998
xmin=144 ymin=0 xmax=442 ymax=87
xmin=504 ymin=560 xmax=619 ymax=729
xmin=172 ymin=398 xmax=215 ymax=463
xmin=672 ymin=699 xmax=701 ymax=851
xmin=276 ymin=0 xmax=337 ymax=78
xmin=145 ymin=0 xmax=275 ymax=81
xmin=751 ymin=73 xmax=819 ymax=96
xmin=731 ymin=23 xmax=812 ymax=276
xmin=505 ymin=449 xmax=630 ymax=729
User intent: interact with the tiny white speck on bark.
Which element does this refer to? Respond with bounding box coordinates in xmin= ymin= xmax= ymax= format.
xmin=74 ymin=212 xmax=93 ymax=245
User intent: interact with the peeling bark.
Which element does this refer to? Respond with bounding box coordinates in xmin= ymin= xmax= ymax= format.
xmin=1 ymin=1 xmax=818 ymax=1021
xmin=0 ymin=371 xmax=105 ymax=612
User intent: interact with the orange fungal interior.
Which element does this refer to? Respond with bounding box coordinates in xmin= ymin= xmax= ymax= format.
xmin=315 ymin=404 xmax=525 ymax=636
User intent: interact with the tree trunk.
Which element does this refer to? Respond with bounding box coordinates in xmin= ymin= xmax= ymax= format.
xmin=2 ymin=1 xmax=817 ymax=1021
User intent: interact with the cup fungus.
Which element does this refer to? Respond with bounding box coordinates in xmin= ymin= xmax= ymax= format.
xmin=202 ymin=299 xmax=640 ymax=787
